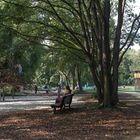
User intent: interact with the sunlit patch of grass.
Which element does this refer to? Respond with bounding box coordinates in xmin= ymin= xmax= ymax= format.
xmin=88 ymin=102 xmax=103 ymax=109
xmin=118 ymin=101 xmax=127 ymax=107
xmin=118 ymin=86 xmax=140 ymax=92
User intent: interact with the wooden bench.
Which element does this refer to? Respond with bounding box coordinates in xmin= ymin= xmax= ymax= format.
xmin=51 ymin=94 xmax=74 ymax=113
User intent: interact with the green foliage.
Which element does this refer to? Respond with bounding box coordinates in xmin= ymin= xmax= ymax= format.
xmin=118 ymin=85 xmax=140 ymax=92
xmin=119 ymin=49 xmax=140 ymax=86
xmin=119 ymin=50 xmax=133 ymax=85
xmin=0 ymin=0 xmax=140 ymax=107
xmin=129 ymin=50 xmax=140 ymax=70
xmin=89 ymin=103 xmax=102 ymax=109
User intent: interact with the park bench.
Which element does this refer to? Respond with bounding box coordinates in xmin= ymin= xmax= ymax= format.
xmin=51 ymin=94 xmax=74 ymax=113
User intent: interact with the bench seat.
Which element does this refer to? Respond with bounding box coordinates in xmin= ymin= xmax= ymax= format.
xmin=51 ymin=94 xmax=74 ymax=113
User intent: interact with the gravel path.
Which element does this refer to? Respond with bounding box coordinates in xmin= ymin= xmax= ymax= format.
xmin=0 ymin=94 xmax=85 ymax=113
xmin=0 ymin=91 xmax=139 ymax=113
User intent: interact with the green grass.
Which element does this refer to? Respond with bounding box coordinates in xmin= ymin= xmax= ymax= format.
xmin=118 ymin=86 xmax=140 ymax=92
xmin=89 ymin=103 xmax=101 ymax=109
xmin=74 ymin=88 xmax=96 ymax=94
xmin=74 ymin=86 xmax=140 ymax=94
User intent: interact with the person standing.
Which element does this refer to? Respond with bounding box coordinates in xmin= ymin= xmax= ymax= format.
xmin=15 ymin=63 xmax=23 ymax=75
xmin=34 ymin=85 xmax=38 ymax=94
xmin=44 ymin=84 xmax=49 ymax=94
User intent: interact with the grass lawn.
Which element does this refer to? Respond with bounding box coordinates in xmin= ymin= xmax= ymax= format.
xmin=75 ymin=85 xmax=140 ymax=94
xmin=118 ymin=86 xmax=140 ymax=92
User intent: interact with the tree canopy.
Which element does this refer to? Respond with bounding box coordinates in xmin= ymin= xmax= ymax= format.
xmin=0 ymin=0 xmax=140 ymax=107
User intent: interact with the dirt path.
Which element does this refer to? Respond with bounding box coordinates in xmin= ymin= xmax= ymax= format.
xmin=0 ymin=92 xmax=139 ymax=140
xmin=119 ymin=92 xmax=140 ymax=113
xmin=0 ymin=94 xmax=85 ymax=113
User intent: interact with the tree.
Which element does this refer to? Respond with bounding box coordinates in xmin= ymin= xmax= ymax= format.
xmin=1 ymin=0 xmax=140 ymax=107
xmin=129 ymin=49 xmax=140 ymax=71
xmin=119 ymin=50 xmax=133 ymax=86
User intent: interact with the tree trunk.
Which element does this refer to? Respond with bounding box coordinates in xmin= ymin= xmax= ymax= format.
xmin=71 ymin=66 xmax=76 ymax=90
xmin=89 ymin=63 xmax=104 ymax=104
xmin=76 ymin=65 xmax=83 ymax=91
xmin=7 ymin=30 xmax=14 ymax=69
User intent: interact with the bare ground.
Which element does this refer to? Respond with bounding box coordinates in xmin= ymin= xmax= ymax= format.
xmin=0 ymin=93 xmax=139 ymax=140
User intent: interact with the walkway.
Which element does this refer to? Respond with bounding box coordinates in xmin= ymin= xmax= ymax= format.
xmin=0 ymin=91 xmax=139 ymax=113
xmin=0 ymin=94 xmax=85 ymax=113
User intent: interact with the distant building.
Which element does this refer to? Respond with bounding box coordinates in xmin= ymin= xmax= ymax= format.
xmin=134 ymin=70 xmax=140 ymax=90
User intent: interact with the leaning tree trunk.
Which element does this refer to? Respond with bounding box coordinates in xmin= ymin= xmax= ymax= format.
xmin=71 ymin=65 xmax=77 ymax=90
xmin=111 ymin=0 xmax=126 ymax=106
xmin=89 ymin=60 xmax=104 ymax=104
xmin=6 ymin=29 xmax=15 ymax=69
xmin=76 ymin=65 xmax=83 ymax=91
xmin=87 ymin=0 xmax=119 ymax=107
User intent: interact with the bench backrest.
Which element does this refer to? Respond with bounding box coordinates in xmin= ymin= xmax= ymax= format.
xmin=61 ymin=94 xmax=74 ymax=105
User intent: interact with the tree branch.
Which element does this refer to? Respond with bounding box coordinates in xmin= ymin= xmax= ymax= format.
xmin=120 ymin=14 xmax=140 ymax=51
xmin=119 ymin=21 xmax=140 ymax=65
xmin=46 ymin=0 xmax=88 ymax=53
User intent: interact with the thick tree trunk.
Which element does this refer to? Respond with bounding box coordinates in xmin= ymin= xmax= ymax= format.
xmin=89 ymin=60 xmax=119 ymax=107
xmin=111 ymin=0 xmax=126 ymax=106
xmin=102 ymin=0 xmax=112 ymax=107
xmin=96 ymin=86 xmax=104 ymax=104
xmin=111 ymin=66 xmax=119 ymax=106
xmin=89 ymin=63 xmax=104 ymax=104
xmin=103 ymin=73 xmax=111 ymax=107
